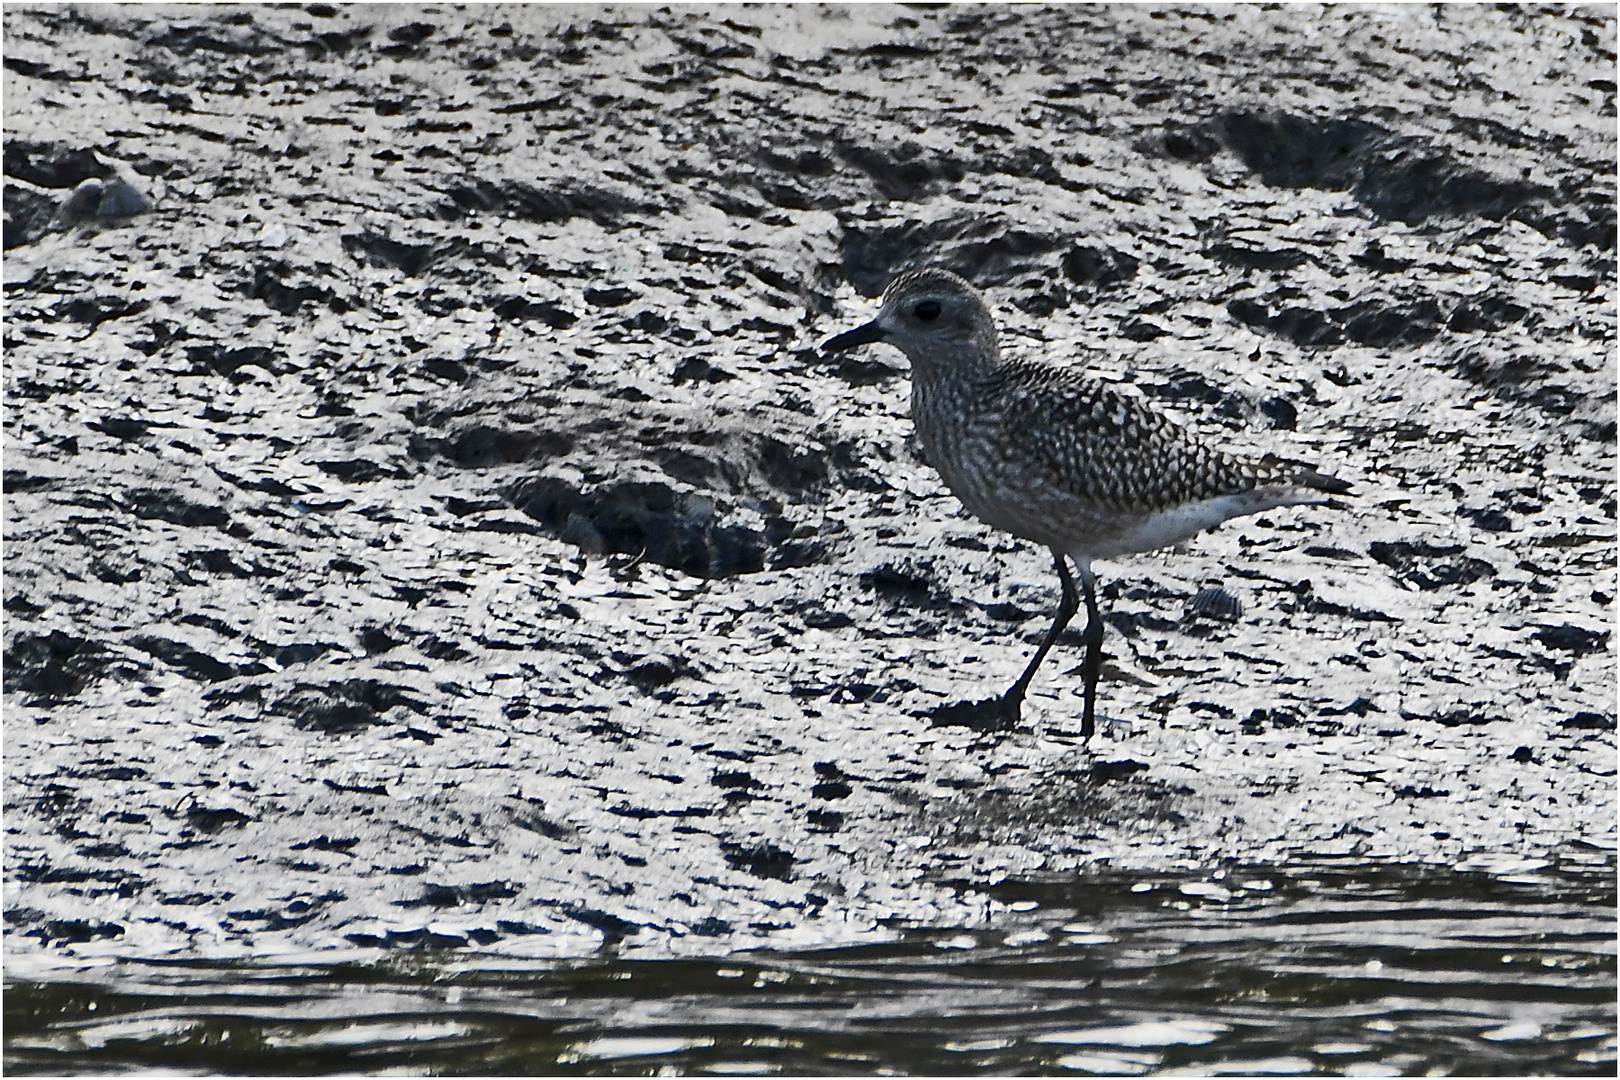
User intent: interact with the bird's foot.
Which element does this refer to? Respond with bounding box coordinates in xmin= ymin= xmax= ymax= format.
xmin=925 ymin=694 xmax=1023 ymax=733
xmin=1044 ymin=713 xmax=1131 ymax=745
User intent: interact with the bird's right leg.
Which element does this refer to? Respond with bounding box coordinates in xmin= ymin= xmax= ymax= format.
xmin=1076 ymin=559 xmax=1103 ymax=741
xmin=1003 ymin=548 xmax=1080 ymax=719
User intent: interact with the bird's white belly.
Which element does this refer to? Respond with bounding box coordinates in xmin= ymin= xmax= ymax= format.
xmin=1087 ymin=494 xmax=1259 ymax=558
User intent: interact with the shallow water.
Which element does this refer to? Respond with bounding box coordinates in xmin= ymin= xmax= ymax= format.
xmin=6 ymin=854 xmax=1614 ymax=1076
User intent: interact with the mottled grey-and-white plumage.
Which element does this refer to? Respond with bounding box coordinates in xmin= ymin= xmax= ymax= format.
xmin=822 ymin=266 xmax=1350 ymax=739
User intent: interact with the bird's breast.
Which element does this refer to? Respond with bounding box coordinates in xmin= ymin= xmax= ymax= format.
xmin=911 ymin=378 xmax=1077 ymax=544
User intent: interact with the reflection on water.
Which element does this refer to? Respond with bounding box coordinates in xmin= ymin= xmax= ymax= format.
xmin=6 ymin=854 xmax=1615 ymax=1075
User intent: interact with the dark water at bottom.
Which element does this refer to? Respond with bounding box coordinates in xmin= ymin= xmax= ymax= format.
xmin=5 ymin=855 xmax=1614 ymax=1076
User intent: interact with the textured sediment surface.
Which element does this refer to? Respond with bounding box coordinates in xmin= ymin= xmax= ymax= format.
xmin=4 ymin=4 xmax=1614 ymax=961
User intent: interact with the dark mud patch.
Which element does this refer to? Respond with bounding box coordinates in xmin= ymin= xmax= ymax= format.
xmin=1154 ymin=109 xmax=1614 ymax=250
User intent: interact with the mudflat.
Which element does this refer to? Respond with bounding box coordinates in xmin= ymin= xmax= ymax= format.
xmin=4 ymin=4 xmax=1613 ymax=961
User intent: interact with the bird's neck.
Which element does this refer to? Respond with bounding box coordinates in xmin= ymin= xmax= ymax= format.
xmin=908 ymin=331 xmax=1002 ymax=466
xmin=907 ymin=330 xmax=1003 ymax=386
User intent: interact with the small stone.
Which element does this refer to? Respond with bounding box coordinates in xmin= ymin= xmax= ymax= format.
xmin=58 ymin=177 xmax=149 ymax=226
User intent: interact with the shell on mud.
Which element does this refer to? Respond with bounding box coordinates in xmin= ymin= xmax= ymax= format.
xmin=1185 ymin=586 xmax=1243 ymax=622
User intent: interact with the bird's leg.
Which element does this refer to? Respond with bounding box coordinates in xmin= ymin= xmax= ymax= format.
xmin=1076 ymin=561 xmax=1104 ymax=741
xmin=1003 ymin=549 xmax=1080 ymax=723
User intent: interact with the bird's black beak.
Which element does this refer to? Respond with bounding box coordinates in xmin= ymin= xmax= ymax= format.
xmin=821 ymin=318 xmax=888 ymax=354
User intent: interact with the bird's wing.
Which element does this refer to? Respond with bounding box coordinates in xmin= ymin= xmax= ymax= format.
xmin=988 ymin=363 xmax=1266 ymax=511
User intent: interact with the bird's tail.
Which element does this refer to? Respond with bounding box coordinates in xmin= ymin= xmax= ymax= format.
xmin=1245 ymin=466 xmax=1353 ymax=514
xmin=1296 ymin=470 xmax=1353 ymax=496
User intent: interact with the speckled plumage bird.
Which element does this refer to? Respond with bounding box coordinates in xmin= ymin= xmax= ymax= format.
xmin=822 ymin=268 xmax=1350 ymax=740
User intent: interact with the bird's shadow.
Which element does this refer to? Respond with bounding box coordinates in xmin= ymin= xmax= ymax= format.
xmin=924 ymin=695 xmax=1023 ymax=733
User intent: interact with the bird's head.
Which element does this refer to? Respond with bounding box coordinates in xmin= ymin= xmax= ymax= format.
xmin=821 ymin=268 xmax=999 ymax=373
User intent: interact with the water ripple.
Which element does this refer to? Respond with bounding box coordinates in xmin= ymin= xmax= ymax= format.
xmin=5 ymin=856 xmax=1613 ymax=1075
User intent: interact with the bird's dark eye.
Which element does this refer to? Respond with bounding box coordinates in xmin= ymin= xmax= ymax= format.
xmin=913 ymin=300 xmax=942 ymax=320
